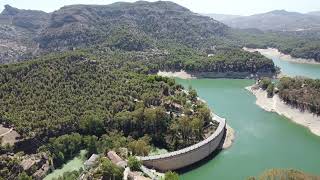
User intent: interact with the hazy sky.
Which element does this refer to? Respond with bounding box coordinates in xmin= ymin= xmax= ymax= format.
xmin=0 ymin=0 xmax=319 ymax=15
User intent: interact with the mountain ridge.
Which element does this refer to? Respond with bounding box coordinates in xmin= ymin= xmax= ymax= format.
xmin=0 ymin=1 xmax=229 ymax=64
xmin=209 ymin=9 xmax=320 ymax=31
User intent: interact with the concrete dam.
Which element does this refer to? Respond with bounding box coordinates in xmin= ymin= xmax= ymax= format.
xmin=139 ymin=114 xmax=226 ymax=171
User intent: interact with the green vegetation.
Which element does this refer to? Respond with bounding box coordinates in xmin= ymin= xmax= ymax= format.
xmin=52 ymin=169 xmax=82 ymax=180
xmin=127 ymin=156 xmax=142 ymax=171
xmin=277 ymin=77 xmax=320 ymax=115
xmin=259 ymin=77 xmax=272 ymax=90
xmin=0 ymin=50 xmax=219 ymax=178
xmin=0 ymin=155 xmax=21 ymax=179
xmin=0 ymin=1 xmax=278 ymax=77
xmin=156 ymin=46 xmax=276 ymax=75
xmin=3 ymin=2 xmax=311 ymax=179
xmin=258 ymin=77 xmax=274 ymax=97
xmin=164 ymin=171 xmax=179 ymax=180
xmin=259 ymin=76 xmax=320 ymax=115
xmin=39 ymin=131 xmax=151 ymax=168
xmin=266 ymin=83 xmax=275 ymax=98
xmin=231 ymin=29 xmax=320 ymax=61
xmin=94 ymin=158 xmax=124 ymax=180
xmin=247 ymin=168 xmax=320 ymax=180
xmin=128 ymin=136 xmax=151 ymax=156
xmin=17 ymin=172 xmax=33 ymax=180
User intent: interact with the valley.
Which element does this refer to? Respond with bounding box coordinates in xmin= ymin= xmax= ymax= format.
xmin=0 ymin=1 xmax=319 ymax=180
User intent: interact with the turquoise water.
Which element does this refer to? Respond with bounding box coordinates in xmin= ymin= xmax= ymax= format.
xmin=45 ymin=50 xmax=320 ymax=180
xmin=179 ymin=51 xmax=320 ymax=179
xmin=44 ymin=150 xmax=87 ymax=180
xmin=260 ymin=51 xmax=320 ymax=79
xmin=274 ymin=60 xmax=320 ymax=79
xmin=177 ymin=79 xmax=320 ymax=180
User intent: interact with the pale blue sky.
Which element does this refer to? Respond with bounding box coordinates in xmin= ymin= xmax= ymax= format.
xmin=0 ymin=0 xmax=319 ymax=15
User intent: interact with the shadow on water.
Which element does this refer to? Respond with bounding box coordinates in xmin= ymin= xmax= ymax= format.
xmin=176 ymin=127 xmax=226 ymax=175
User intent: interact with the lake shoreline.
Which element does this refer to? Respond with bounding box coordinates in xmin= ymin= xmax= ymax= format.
xmin=157 ymin=70 xmax=196 ymax=79
xmin=222 ymin=124 xmax=235 ymax=149
xmin=244 ymin=47 xmax=320 ymax=65
xmin=158 ymin=72 xmax=236 ymax=149
xmin=246 ymin=85 xmax=320 ymax=136
xmin=157 ymin=70 xmax=274 ymax=80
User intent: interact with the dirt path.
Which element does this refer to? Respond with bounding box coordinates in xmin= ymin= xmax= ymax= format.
xmin=0 ymin=128 xmax=13 ymax=137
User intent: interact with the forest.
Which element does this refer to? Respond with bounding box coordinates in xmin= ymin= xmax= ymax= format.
xmin=231 ymin=29 xmax=320 ymax=61
xmin=247 ymin=168 xmax=320 ymax=180
xmin=1 ymin=2 xmax=315 ymax=179
xmin=277 ymin=77 xmax=320 ymax=115
xmin=258 ymin=77 xmax=320 ymax=115
xmin=0 ymin=50 xmax=218 ymax=179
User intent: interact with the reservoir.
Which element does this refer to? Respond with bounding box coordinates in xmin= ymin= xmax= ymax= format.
xmin=178 ymin=79 xmax=320 ymax=179
xmin=179 ymin=51 xmax=320 ymax=179
xmin=248 ymin=48 xmax=320 ymax=79
xmin=45 ymin=49 xmax=320 ymax=180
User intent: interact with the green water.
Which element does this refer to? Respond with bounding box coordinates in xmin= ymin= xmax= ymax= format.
xmin=177 ymin=79 xmax=320 ymax=180
xmin=44 ymin=150 xmax=87 ymax=180
xmin=260 ymin=51 xmax=320 ymax=79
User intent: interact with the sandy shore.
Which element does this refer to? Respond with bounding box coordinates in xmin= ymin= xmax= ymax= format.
xmin=246 ymin=85 xmax=320 ymax=136
xmin=157 ymin=70 xmax=195 ymax=79
xmin=223 ymin=124 xmax=235 ymax=149
xmin=244 ymin=47 xmax=320 ymax=65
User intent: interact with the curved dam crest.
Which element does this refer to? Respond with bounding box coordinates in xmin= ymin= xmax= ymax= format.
xmin=139 ymin=114 xmax=226 ymax=171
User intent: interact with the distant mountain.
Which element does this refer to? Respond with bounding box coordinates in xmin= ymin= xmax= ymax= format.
xmin=308 ymin=11 xmax=320 ymax=16
xmin=0 ymin=2 xmax=319 ymax=64
xmin=203 ymin=13 xmax=242 ymax=21
xmin=0 ymin=1 xmax=229 ymax=63
xmin=221 ymin=10 xmax=320 ymax=31
xmin=0 ymin=5 xmax=50 ymax=63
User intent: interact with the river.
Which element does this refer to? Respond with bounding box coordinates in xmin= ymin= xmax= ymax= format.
xmin=178 ymin=52 xmax=320 ymax=179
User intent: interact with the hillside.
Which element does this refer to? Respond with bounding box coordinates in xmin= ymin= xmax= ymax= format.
xmin=0 ymin=2 xmax=318 ymax=64
xmin=231 ymin=29 xmax=320 ymax=61
xmin=203 ymin=13 xmax=241 ymax=21
xmin=0 ymin=49 xmax=224 ymax=179
xmin=0 ymin=1 xmax=229 ymax=64
xmin=222 ymin=10 xmax=320 ymax=31
xmin=308 ymin=11 xmax=320 ymax=16
xmin=277 ymin=77 xmax=320 ymax=115
xmin=0 ymin=5 xmax=49 ymax=63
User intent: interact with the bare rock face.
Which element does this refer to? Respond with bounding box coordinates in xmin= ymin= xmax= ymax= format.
xmin=1 ymin=5 xmax=20 ymax=16
xmin=0 ymin=5 xmax=50 ymax=64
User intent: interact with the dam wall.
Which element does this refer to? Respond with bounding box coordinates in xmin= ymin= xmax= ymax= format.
xmin=139 ymin=114 xmax=226 ymax=171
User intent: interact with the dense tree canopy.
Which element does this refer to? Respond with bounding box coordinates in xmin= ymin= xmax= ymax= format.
xmin=247 ymin=168 xmax=320 ymax=180
xmin=231 ymin=29 xmax=320 ymax=61
xmin=0 ymin=50 xmax=220 ymax=180
xmin=277 ymin=77 xmax=320 ymax=115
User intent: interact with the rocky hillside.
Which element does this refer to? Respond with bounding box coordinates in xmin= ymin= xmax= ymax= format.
xmin=203 ymin=13 xmax=241 ymax=22
xmin=0 ymin=1 xmax=229 ymax=64
xmin=0 ymin=5 xmax=50 ymax=63
xmin=308 ymin=11 xmax=320 ymax=16
xmin=222 ymin=10 xmax=320 ymax=31
xmin=1 ymin=2 xmax=318 ymax=64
